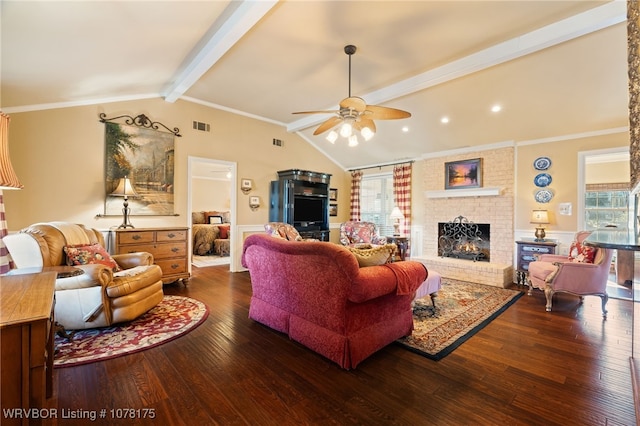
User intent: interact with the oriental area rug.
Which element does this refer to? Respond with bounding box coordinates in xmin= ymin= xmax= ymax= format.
xmin=54 ymin=296 xmax=208 ymax=368
xmin=397 ymin=278 xmax=523 ymax=361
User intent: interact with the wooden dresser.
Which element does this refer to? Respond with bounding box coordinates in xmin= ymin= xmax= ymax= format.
xmin=115 ymin=227 xmax=190 ymax=284
xmin=1 ymin=272 xmax=56 ymax=423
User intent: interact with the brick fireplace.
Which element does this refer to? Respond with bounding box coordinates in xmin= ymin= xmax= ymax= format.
xmin=417 ymin=147 xmax=515 ymax=288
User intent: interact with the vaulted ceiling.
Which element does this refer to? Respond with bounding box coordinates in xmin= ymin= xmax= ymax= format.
xmin=1 ymin=1 xmax=629 ymax=170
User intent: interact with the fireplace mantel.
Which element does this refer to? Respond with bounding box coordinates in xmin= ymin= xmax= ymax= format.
xmin=425 ymin=187 xmax=503 ymax=198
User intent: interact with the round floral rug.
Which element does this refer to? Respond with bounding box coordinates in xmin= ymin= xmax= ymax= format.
xmin=54 ymin=295 xmax=208 ymax=368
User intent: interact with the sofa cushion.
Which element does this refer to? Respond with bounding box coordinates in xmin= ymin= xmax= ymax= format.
xmin=348 ymin=243 xmax=396 ymax=267
xmin=64 ymin=243 xmax=121 ymax=272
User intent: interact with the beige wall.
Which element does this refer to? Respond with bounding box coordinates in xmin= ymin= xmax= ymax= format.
xmin=4 ymin=98 xmax=351 ymax=231
xmin=515 ymin=131 xmax=629 ymax=233
xmin=192 ymin=178 xmax=230 ymax=213
xmin=585 ymin=160 xmax=629 ymax=184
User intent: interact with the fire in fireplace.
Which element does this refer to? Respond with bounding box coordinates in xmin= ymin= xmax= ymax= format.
xmin=438 ymin=216 xmax=490 ymax=262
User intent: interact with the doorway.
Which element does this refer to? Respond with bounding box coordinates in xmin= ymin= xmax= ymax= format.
xmin=188 ymin=156 xmax=237 ymax=272
xmin=578 ymin=147 xmax=632 ymax=299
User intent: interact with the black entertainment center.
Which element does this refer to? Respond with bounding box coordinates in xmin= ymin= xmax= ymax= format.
xmin=269 ymin=169 xmax=331 ymax=241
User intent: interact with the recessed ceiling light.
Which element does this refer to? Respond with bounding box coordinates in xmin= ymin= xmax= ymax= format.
xmin=441 ymin=117 xmax=449 ymax=124
xmin=402 ymin=126 xmax=409 ymax=133
xmin=491 ymin=104 xmax=502 ymax=113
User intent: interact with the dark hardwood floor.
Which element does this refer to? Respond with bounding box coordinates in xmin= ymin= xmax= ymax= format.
xmin=45 ymin=265 xmax=636 ymax=425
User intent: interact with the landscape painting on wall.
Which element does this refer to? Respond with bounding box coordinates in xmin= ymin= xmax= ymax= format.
xmin=445 ymin=158 xmax=482 ymax=190
xmin=104 ymin=121 xmax=175 ymax=216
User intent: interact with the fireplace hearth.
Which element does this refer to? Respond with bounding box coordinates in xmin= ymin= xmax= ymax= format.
xmin=438 ymin=216 xmax=490 ymax=262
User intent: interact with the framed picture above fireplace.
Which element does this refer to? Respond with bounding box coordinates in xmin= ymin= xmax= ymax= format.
xmin=444 ymin=158 xmax=482 ymax=190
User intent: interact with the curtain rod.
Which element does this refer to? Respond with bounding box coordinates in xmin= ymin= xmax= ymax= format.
xmin=348 ymin=160 xmax=414 ymax=172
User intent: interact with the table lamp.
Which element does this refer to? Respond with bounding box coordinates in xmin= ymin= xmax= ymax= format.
xmin=390 ymin=206 xmax=404 ymax=236
xmin=530 ymin=209 xmax=549 ymax=242
xmin=110 ymin=176 xmax=138 ymax=228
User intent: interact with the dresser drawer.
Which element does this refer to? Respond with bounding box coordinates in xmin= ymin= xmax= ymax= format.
xmin=117 ymin=231 xmax=155 ymax=245
xmin=521 ymin=245 xmax=554 ymax=255
xmin=155 ymin=258 xmax=188 ymax=275
xmin=157 ymin=229 xmax=187 ymax=242
xmin=121 ymin=242 xmax=186 ymax=260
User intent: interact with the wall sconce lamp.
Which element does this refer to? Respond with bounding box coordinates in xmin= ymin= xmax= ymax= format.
xmin=249 ymin=196 xmax=260 ymax=211
xmin=110 ymin=176 xmax=138 ymax=228
xmin=390 ymin=206 xmax=405 ymax=236
xmin=530 ymin=209 xmax=550 ymax=242
xmin=241 ymin=178 xmax=253 ymax=194
xmin=0 ymin=112 xmax=23 ymax=190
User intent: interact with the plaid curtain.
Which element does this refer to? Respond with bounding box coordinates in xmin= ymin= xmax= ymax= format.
xmin=0 ymin=112 xmax=15 ymax=273
xmin=0 ymin=192 xmax=10 ymax=274
xmin=393 ymin=163 xmax=412 ymax=236
xmin=349 ymin=170 xmax=363 ymax=221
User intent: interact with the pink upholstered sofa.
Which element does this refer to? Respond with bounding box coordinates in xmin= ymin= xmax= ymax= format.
xmin=241 ymin=233 xmax=428 ymax=369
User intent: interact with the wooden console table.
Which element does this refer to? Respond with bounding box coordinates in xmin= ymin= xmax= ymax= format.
xmin=1 ymin=272 xmax=56 ymax=423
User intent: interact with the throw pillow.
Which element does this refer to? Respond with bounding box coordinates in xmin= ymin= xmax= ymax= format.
xmin=568 ymin=241 xmax=596 ymax=263
xmin=218 ymin=225 xmax=230 ymax=239
xmin=64 ymin=243 xmax=121 ymax=272
xmin=568 ymin=241 xmax=581 ymax=261
xmin=348 ymin=243 xmax=396 ymax=267
xmin=192 ymin=211 xmax=206 ymax=224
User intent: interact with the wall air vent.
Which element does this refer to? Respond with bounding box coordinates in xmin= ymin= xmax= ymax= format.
xmin=192 ymin=121 xmax=210 ymax=132
xmin=273 ymin=138 xmax=283 ymax=147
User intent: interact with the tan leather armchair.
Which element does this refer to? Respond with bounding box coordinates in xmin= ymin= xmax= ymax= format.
xmin=3 ymin=222 xmax=163 ymax=330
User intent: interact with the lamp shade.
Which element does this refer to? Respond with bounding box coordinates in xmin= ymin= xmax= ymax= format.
xmin=530 ymin=209 xmax=549 ymax=224
xmin=390 ymin=206 xmax=404 ymax=220
xmin=0 ymin=112 xmax=23 ymax=190
xmin=110 ymin=177 xmax=138 ymax=197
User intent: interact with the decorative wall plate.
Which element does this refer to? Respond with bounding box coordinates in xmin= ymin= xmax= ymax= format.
xmin=533 ymin=157 xmax=551 ymax=170
xmin=534 ymin=173 xmax=552 ymax=187
xmin=535 ymin=189 xmax=553 ymax=203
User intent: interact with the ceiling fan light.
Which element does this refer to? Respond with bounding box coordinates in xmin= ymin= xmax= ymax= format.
xmin=348 ymin=134 xmax=358 ymax=147
xmin=361 ymin=126 xmax=374 ymax=141
xmin=326 ymin=130 xmax=338 ymax=143
xmin=339 ymin=121 xmax=352 ymax=138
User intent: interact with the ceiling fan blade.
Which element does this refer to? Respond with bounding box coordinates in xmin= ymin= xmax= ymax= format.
xmin=353 ymin=117 xmax=376 ymax=133
xmin=292 ymin=110 xmax=338 ymax=115
xmin=313 ymin=116 xmax=342 ymax=135
xmin=339 ymin=97 xmax=367 ymax=113
xmin=364 ymin=104 xmax=412 ymax=120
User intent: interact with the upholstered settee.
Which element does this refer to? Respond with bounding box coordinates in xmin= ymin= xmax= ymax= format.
xmin=3 ymin=222 xmax=164 ymax=330
xmin=241 ymin=233 xmax=428 ymax=369
xmin=192 ymin=211 xmax=230 ymax=256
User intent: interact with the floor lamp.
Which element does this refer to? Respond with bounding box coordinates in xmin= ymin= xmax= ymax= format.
xmin=110 ymin=176 xmax=138 ymax=229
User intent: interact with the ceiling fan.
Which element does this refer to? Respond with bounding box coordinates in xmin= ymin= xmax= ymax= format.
xmin=293 ymin=45 xmax=411 ymax=147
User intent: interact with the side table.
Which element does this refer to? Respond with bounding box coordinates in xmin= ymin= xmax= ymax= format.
xmin=515 ymin=240 xmax=557 ymax=286
xmin=386 ymin=235 xmax=409 ymax=261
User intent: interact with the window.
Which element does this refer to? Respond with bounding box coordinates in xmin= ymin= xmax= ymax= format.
xmin=360 ymin=173 xmax=395 ymax=236
xmin=584 ymin=185 xmax=634 ymax=230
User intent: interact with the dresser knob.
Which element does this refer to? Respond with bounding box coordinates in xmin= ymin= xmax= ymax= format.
xmin=168 ymin=233 xmax=175 ymax=238
xmin=132 ymin=235 xmax=141 ymax=240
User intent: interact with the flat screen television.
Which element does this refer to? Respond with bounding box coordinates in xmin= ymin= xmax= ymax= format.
xmin=293 ymin=196 xmax=326 ymax=225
